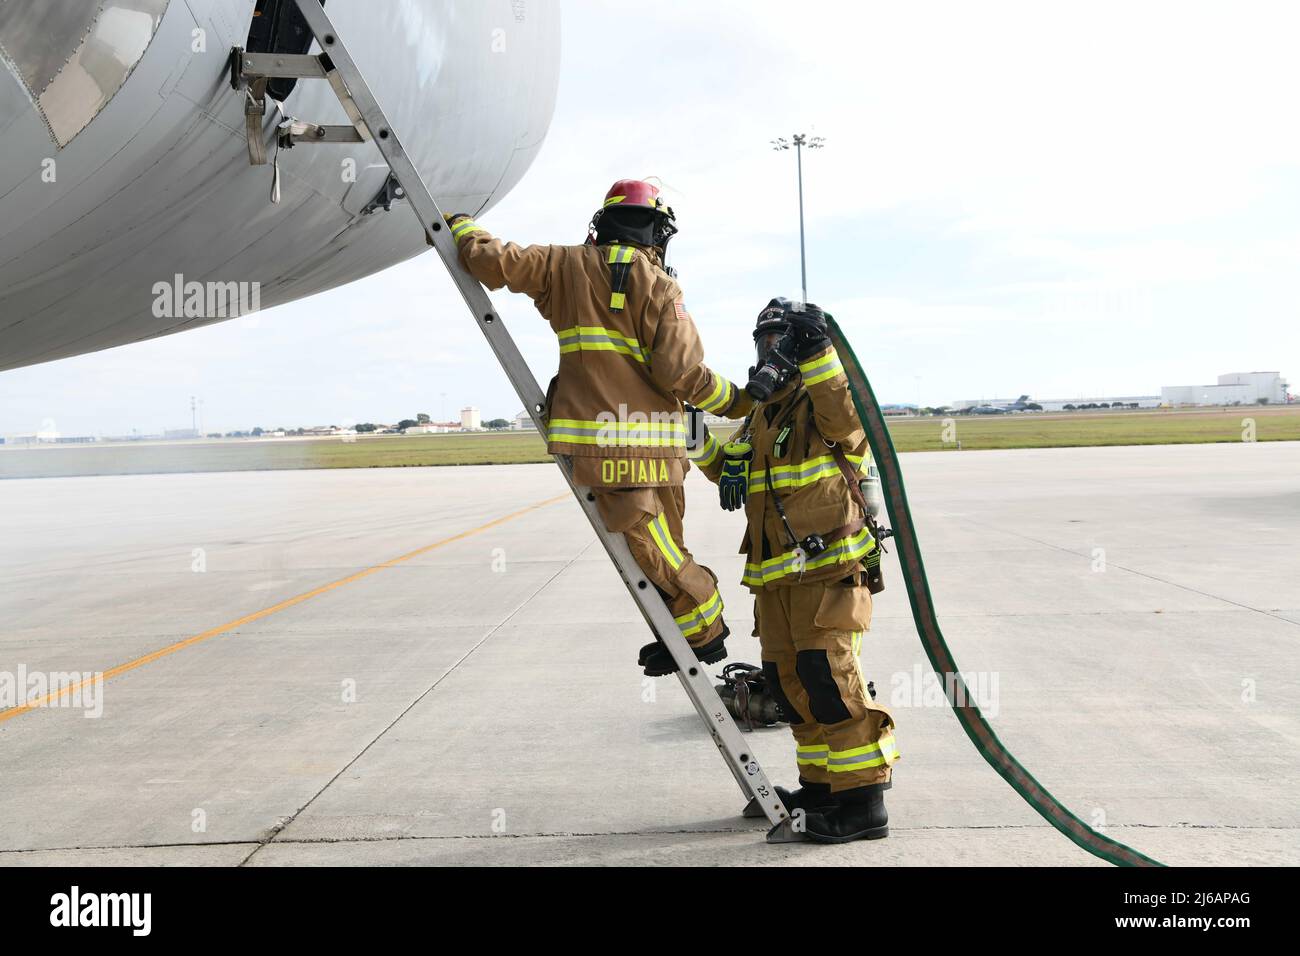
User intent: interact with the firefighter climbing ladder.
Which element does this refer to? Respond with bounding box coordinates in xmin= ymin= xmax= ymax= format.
xmin=245 ymin=0 xmax=798 ymax=842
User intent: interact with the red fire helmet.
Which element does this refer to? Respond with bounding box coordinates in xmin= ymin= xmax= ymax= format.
xmin=601 ymin=179 xmax=663 ymax=210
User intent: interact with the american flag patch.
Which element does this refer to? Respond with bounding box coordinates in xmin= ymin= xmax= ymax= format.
xmin=674 ymin=300 xmax=689 ymax=321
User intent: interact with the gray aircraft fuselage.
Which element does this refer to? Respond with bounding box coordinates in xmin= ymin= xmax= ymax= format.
xmin=0 ymin=0 xmax=560 ymax=371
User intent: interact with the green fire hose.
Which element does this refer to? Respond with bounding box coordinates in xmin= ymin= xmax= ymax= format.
xmin=827 ymin=315 xmax=1163 ymax=867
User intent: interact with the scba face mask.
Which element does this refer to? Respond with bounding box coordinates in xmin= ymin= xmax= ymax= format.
xmin=753 ymin=328 xmax=789 ymax=371
xmin=746 ymin=299 xmax=799 ymax=401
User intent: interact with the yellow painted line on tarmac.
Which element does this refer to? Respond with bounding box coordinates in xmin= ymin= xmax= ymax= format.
xmin=0 ymin=493 xmax=570 ymax=725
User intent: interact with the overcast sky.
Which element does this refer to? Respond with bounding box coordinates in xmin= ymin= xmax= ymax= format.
xmin=2 ymin=0 xmax=1298 ymax=436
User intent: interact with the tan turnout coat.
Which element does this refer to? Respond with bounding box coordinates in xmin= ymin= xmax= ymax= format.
xmin=450 ymin=217 xmax=750 ymax=488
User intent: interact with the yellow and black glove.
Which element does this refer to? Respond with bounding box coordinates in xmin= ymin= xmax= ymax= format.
xmin=719 ymin=441 xmax=752 ymax=511
xmin=427 ymin=212 xmax=472 ymax=247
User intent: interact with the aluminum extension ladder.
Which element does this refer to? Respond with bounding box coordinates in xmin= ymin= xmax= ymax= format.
xmin=240 ymin=0 xmax=798 ymax=842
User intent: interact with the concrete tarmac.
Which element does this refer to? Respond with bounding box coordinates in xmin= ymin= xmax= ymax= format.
xmin=1 ymin=442 xmax=1296 ymax=866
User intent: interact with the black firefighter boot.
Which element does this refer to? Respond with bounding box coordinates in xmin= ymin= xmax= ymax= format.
xmin=642 ymin=625 xmax=729 ymax=677
xmin=803 ymin=781 xmax=889 ymax=843
xmin=746 ymin=778 xmax=836 ymax=819
xmin=777 ymin=780 xmax=836 ymax=814
xmin=637 ymin=583 xmax=685 ymax=665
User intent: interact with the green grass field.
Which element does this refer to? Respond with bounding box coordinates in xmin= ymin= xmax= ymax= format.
xmin=0 ymin=432 xmax=551 ymax=480
xmin=884 ymin=405 xmax=1300 ymax=452
xmin=2 ymin=406 xmax=1297 ymax=479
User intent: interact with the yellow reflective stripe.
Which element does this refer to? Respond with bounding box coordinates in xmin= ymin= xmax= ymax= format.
xmin=827 ymin=753 xmax=885 ymax=771
xmin=748 ymin=453 xmax=866 ymax=494
xmin=698 ymin=375 xmax=726 ymax=412
xmin=799 ymin=348 xmax=844 ymax=387
xmin=546 ymin=418 xmax=686 ymax=447
xmin=798 ymin=347 xmax=839 ymax=374
xmin=692 ymin=433 xmax=722 ymax=467
xmin=852 ymin=629 xmax=863 ymax=657
xmin=558 ymin=338 xmax=644 ymax=361
xmin=674 ymin=589 xmax=723 ymax=637
xmin=827 ymin=734 xmax=899 ymax=771
xmin=555 ymin=326 xmax=645 ymax=346
xmin=796 ymin=743 xmax=829 ymax=766
xmin=609 ymin=291 xmax=627 ymax=310
xmin=604 ymin=195 xmax=625 ymax=206
xmin=748 ymin=454 xmax=841 ymax=494
xmin=741 ymin=527 xmax=876 ymax=587
xmin=547 ymin=418 xmax=685 ymax=432
xmin=647 ymin=513 xmax=685 ymax=571
xmin=695 ymin=373 xmax=733 ymax=414
xmin=546 ymin=434 xmax=685 ymax=446
xmin=451 ymin=220 xmax=484 ymax=244
xmin=556 ymin=325 xmax=647 ymax=362
xmin=804 ymin=366 xmax=843 ymax=387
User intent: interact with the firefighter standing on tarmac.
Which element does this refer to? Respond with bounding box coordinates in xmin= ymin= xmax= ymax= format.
xmin=692 ymin=298 xmax=900 ymax=844
xmin=442 ymin=180 xmax=752 ymax=676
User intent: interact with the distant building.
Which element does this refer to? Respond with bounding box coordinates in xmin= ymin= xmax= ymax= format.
xmin=2 ymin=432 xmax=98 ymax=443
xmin=404 ymin=420 xmax=461 ymax=434
xmin=163 ymin=428 xmax=199 ymax=440
xmin=1038 ymin=395 xmax=1159 ymax=411
xmin=460 ymin=406 xmax=481 ymax=430
xmin=1162 ymin=371 xmax=1289 ymax=406
xmin=511 ymin=410 xmax=538 ymax=431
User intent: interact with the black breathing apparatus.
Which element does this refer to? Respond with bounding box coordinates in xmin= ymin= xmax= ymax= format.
xmin=746 ymin=297 xmax=800 ymax=401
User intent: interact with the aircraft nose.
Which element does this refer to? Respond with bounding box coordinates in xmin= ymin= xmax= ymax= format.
xmin=0 ymin=0 xmax=168 ymax=147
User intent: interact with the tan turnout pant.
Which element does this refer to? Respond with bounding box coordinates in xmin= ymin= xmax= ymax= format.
xmin=592 ymin=485 xmax=726 ymax=647
xmin=755 ymin=578 xmax=899 ymax=791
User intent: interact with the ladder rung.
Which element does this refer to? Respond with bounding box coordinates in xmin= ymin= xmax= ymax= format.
xmin=238 ymin=51 xmax=328 ymax=80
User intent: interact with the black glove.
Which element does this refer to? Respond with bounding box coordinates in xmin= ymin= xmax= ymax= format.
xmin=786 ymin=302 xmax=830 ymax=359
xmin=682 ymin=404 xmax=709 ymax=453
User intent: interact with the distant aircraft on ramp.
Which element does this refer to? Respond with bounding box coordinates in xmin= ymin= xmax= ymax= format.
xmin=968 ymin=395 xmax=1037 ymax=415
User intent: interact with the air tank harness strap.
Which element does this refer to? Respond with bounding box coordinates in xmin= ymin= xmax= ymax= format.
xmin=829 ymin=442 xmax=888 ymax=594
xmin=606 ymin=244 xmax=635 ymax=312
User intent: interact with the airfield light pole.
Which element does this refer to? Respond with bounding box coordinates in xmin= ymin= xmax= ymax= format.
xmin=771 ymin=133 xmax=825 ymax=303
